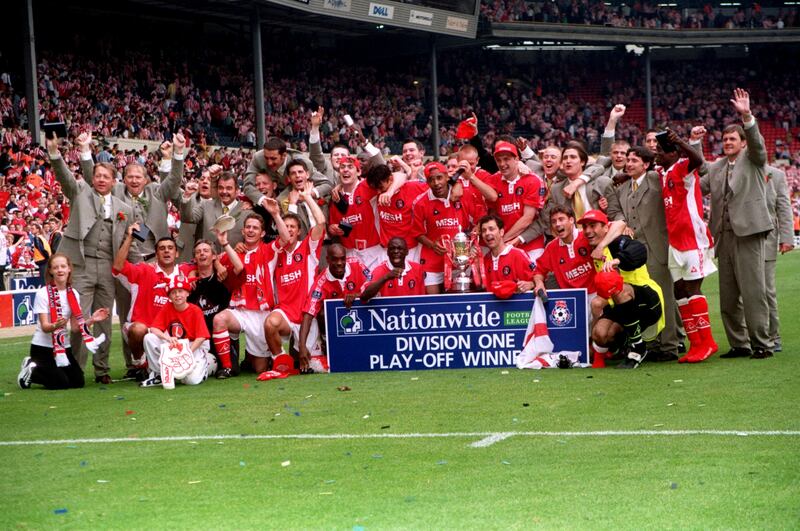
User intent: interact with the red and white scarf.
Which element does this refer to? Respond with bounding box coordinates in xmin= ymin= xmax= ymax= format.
xmin=47 ymin=283 xmax=106 ymax=367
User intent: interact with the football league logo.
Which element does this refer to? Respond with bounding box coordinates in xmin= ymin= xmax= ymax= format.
xmin=340 ymin=310 xmax=363 ymax=335
xmin=549 ymin=299 xmax=573 ymax=327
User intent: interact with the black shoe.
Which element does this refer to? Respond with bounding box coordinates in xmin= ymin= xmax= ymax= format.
xmin=95 ymin=374 xmax=113 ymax=385
xmin=750 ymin=349 xmax=774 ymax=359
xmin=215 ymin=367 xmax=233 ymax=379
xmin=677 ymin=342 xmax=687 ymax=354
xmin=123 ymin=368 xmax=148 ymax=382
xmin=617 ymin=350 xmax=647 ymax=369
xmin=647 ymin=351 xmax=679 ymax=362
xmin=720 ymin=347 xmax=752 ymax=359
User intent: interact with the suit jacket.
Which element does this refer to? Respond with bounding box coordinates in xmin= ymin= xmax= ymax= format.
xmin=308 ymin=140 xmax=386 ymax=183
xmin=176 ymin=194 xmax=204 ymax=262
xmin=607 ymin=171 xmax=669 ymax=265
xmin=699 ymin=119 xmax=772 ymax=242
xmin=80 ymin=157 xmax=184 ymax=244
xmin=243 ymin=149 xmax=334 ymax=204
xmin=765 ymin=165 xmax=794 ymax=261
xmin=180 ymin=195 xmax=246 ymax=252
xmin=51 ymin=156 xmax=134 ymax=267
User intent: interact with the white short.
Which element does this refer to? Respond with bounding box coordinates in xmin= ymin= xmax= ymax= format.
xmin=347 ymin=244 xmax=385 ymax=272
xmin=407 ymin=244 xmax=421 ymax=263
xmin=527 ymin=248 xmax=545 ymax=268
xmin=270 ymin=308 xmax=322 ymax=356
xmin=229 ymin=308 xmax=270 ymax=357
xmin=668 ymin=246 xmax=717 ymax=282
xmin=424 ymin=271 xmax=444 ymax=286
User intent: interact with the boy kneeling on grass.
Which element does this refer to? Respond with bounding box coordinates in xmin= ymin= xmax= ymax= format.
xmin=139 ymin=276 xmax=217 ymax=388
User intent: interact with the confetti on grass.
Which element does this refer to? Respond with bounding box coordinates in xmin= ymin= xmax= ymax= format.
xmin=281 ymin=460 xmax=292 ymax=467
xmin=53 ymin=508 xmax=68 ymax=515
xmin=337 ymin=386 xmax=351 ymax=391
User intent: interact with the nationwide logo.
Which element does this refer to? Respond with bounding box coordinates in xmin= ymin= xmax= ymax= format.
xmin=339 ymin=309 xmax=363 ymax=335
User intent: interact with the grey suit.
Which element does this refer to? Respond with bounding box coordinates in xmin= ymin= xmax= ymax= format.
xmin=52 ymin=156 xmax=133 ymax=378
xmin=180 ymin=196 xmax=246 ymax=252
xmin=764 ymin=165 xmax=794 ymax=342
xmin=699 ymin=119 xmax=773 ymax=351
xmin=607 ymin=171 xmax=680 ymax=355
xmin=243 ymin=149 xmax=334 ymax=205
xmin=80 ymin=157 xmax=184 ymax=259
xmin=176 ymin=194 xmax=205 ymax=263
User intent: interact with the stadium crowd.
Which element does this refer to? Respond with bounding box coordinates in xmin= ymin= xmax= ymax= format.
xmin=480 ymin=0 xmax=800 ymax=29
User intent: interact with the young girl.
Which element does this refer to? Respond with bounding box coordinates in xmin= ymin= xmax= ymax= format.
xmin=17 ymin=253 xmax=110 ymax=390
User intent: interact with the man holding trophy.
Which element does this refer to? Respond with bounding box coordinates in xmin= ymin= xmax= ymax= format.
xmin=412 ymin=162 xmax=483 ymax=293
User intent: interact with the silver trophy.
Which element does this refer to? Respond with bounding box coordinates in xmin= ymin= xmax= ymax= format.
xmin=443 ymin=230 xmax=483 ymax=293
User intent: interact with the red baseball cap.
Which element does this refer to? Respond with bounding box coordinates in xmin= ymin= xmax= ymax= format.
xmin=455 ymin=117 xmax=478 ymax=140
xmin=488 ymin=280 xmax=517 ymax=299
xmin=273 ymin=353 xmax=299 ymax=375
xmin=423 ymin=161 xmax=448 ymax=178
xmin=168 ymin=276 xmax=191 ymax=294
xmin=340 ymin=156 xmax=361 ymax=172
xmin=594 ymin=270 xmax=624 ymax=299
xmin=493 ymin=141 xmax=519 ymax=158
xmin=577 ymin=209 xmax=608 ymax=226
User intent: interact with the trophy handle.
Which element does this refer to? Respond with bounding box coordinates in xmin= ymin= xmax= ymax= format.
xmin=441 ymin=234 xmax=453 ymax=291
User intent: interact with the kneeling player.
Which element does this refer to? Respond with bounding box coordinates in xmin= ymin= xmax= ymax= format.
xmin=361 ymin=237 xmax=426 ymax=301
xmin=591 ymin=270 xmax=663 ymax=369
xmin=140 ymin=277 xmax=216 ymax=387
xmin=480 ymin=214 xmax=535 ymax=294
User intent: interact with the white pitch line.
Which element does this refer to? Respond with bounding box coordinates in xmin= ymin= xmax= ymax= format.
xmin=0 ymin=430 xmax=799 ymax=447
xmin=471 ymin=432 xmax=516 ymax=447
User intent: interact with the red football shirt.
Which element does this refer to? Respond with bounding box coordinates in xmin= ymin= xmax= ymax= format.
xmin=376 ymin=181 xmax=428 ymax=249
xmin=271 ymin=235 xmax=322 ymax=324
xmin=411 ymin=190 xmax=477 ymax=273
xmin=533 ymin=229 xmax=595 ymax=292
xmin=661 ymin=158 xmax=713 ymax=251
xmin=484 ymin=172 xmax=546 ymax=251
xmin=221 ymin=242 xmax=276 ymax=311
xmin=369 ymin=260 xmax=426 ymax=297
xmin=303 ymin=258 xmax=372 ymax=317
xmin=483 ymin=244 xmax=535 ymax=284
xmin=151 ymin=302 xmax=210 ymax=341
xmin=328 ymin=180 xmax=381 ymax=250
xmin=113 ymin=262 xmax=193 ymax=326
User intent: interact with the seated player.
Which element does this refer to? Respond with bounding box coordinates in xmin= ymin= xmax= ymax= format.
xmin=186 ymin=229 xmax=244 ymax=373
xmin=297 ymin=244 xmax=372 ymax=372
xmin=532 ymin=205 xmax=596 ymax=298
xmin=264 ymin=188 xmax=326 ymax=368
xmin=591 ymin=270 xmax=663 ymax=370
xmin=212 ymin=212 xmax=287 ymax=378
xmin=140 ymin=276 xmax=216 ymax=387
xmin=479 ymin=213 xmax=535 ymax=294
xmin=113 ymin=227 xmax=193 ymax=379
xmin=18 ymin=253 xmax=109 ymax=390
xmin=413 ymin=162 xmax=481 ymax=294
xmin=361 ymin=237 xmax=426 ymax=302
xmin=656 ymin=129 xmax=718 ymax=363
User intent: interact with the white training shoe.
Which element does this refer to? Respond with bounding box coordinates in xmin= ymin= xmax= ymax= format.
xmin=18 ymin=357 xmax=36 ymax=389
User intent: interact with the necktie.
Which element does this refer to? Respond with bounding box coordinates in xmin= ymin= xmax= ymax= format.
xmin=572 ymin=189 xmax=585 ymax=221
xmin=223 ymin=206 xmax=229 ymax=215
xmin=632 ymin=180 xmax=639 ymax=193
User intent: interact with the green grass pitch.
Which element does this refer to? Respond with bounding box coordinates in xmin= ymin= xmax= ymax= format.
xmin=1 ymin=253 xmax=799 ymax=528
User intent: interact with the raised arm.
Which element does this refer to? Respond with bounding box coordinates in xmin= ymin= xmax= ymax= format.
xmin=46 ymin=133 xmax=79 ymax=200
xmin=601 ymin=104 xmax=626 ymax=156
xmin=730 ymin=88 xmax=767 ymax=167
xmin=308 ymin=106 xmax=332 ymax=177
xmin=157 ymin=134 xmax=185 ymax=202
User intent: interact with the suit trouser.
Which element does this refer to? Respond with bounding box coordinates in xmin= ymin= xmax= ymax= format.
xmin=717 ymin=229 xmax=772 ymax=351
xmin=71 ymin=256 xmax=115 ymax=377
xmin=645 ymin=257 xmax=680 ymax=354
xmin=115 ymin=279 xmax=135 ymax=369
xmin=764 ymin=259 xmax=779 ymax=341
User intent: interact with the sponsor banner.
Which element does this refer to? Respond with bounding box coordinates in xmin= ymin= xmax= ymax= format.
xmin=446 ymin=15 xmax=469 ymax=32
xmin=368 ymin=2 xmax=394 ymax=19
xmin=7 ymin=271 xmax=43 ymax=291
xmin=13 ymin=290 xmax=38 ymax=327
xmin=409 ymin=9 xmax=434 ymax=26
xmin=323 ymin=0 xmax=351 ymax=11
xmin=325 ymin=290 xmax=588 ymax=373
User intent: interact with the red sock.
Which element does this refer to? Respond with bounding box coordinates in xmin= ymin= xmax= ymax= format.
xmin=212 ymin=330 xmax=232 ymax=369
xmin=678 ymin=300 xmax=700 ymax=363
xmin=690 ymin=295 xmax=718 ymax=354
xmin=591 ymin=342 xmax=608 ymax=368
